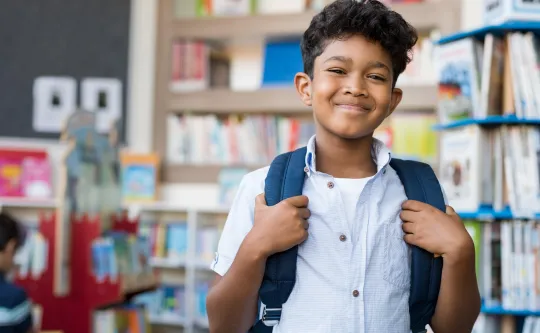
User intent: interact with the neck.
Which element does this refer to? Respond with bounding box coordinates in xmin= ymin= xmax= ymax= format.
xmin=314 ymin=131 xmax=377 ymax=179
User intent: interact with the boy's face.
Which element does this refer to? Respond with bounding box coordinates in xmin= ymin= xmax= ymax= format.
xmin=295 ymin=34 xmax=402 ymax=140
xmin=0 ymin=239 xmax=17 ymax=273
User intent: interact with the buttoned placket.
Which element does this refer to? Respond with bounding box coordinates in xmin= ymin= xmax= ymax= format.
xmin=304 ymin=149 xmax=391 ymax=333
xmin=325 ymin=172 xmax=356 ymax=333
xmin=307 ymin=165 xmax=357 ymax=331
xmin=353 ymin=165 xmax=388 ymax=333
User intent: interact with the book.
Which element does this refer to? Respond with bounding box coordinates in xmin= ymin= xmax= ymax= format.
xmin=120 ymin=153 xmax=160 ymax=203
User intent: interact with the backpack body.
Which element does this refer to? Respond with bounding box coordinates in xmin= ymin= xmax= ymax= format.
xmin=249 ymin=146 xmax=446 ymax=333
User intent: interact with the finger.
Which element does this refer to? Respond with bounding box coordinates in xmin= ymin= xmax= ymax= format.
xmin=302 ymin=220 xmax=309 ymax=230
xmin=301 ymin=230 xmax=309 ymax=242
xmin=445 ymin=205 xmax=457 ymax=215
xmin=298 ymin=208 xmax=311 ymax=219
xmin=255 ymin=193 xmax=267 ymax=206
xmin=285 ymin=195 xmax=309 ymax=208
xmin=402 ymin=221 xmax=415 ymax=234
xmin=401 ymin=200 xmax=427 ymax=212
xmin=399 ymin=210 xmax=418 ymax=222
xmin=403 ymin=233 xmax=417 ymax=246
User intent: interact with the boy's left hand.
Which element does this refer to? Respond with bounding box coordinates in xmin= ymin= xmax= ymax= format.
xmin=400 ymin=200 xmax=474 ymax=261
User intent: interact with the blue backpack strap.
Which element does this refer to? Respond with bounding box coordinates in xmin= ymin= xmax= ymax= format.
xmin=249 ymin=146 xmax=308 ymax=333
xmin=389 ymin=158 xmax=446 ymax=333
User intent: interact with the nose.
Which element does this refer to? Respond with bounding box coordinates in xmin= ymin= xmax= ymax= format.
xmin=343 ymin=76 xmax=368 ymax=97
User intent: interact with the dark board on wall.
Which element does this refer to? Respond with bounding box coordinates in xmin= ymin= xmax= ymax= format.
xmin=0 ymin=0 xmax=131 ymax=140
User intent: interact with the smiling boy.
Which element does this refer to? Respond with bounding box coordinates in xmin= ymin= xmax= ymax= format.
xmin=206 ymin=1 xmax=481 ymax=332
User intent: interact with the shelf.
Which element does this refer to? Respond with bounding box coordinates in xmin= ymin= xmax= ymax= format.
xmin=123 ymin=201 xmax=189 ymax=214
xmin=482 ymin=305 xmax=540 ymax=316
xmin=149 ymin=313 xmax=187 ymax=327
xmin=149 ymin=257 xmax=186 ymax=268
xmin=193 ymin=258 xmax=213 ymax=270
xmin=169 ymin=85 xmax=438 ymax=114
xmin=170 ymin=88 xmax=307 ymax=113
xmin=171 ymin=1 xmax=458 ymax=40
xmin=457 ymin=205 xmax=538 ymax=220
xmin=195 ymin=316 xmax=209 ymax=329
xmin=433 ymin=115 xmax=540 ymax=131
xmin=193 ymin=207 xmax=231 ymax=215
xmin=437 ymin=21 xmax=540 ymax=45
xmin=163 ymin=164 xmax=262 ymax=183
xmin=0 ymin=197 xmax=58 ymax=209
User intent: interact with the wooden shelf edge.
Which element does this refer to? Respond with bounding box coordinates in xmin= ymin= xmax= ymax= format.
xmin=169 ymin=87 xmax=308 ymax=113
xmin=170 ymin=1 xmax=458 ymax=40
xmin=163 ymin=164 xmax=262 ymax=183
xmin=168 ymin=84 xmax=437 ymax=114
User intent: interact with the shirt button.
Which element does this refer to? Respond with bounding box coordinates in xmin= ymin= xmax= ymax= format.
xmin=304 ymin=166 xmax=309 ymax=173
xmin=339 ymin=234 xmax=347 ymax=242
xmin=352 ymin=290 xmax=359 ymax=297
xmin=327 ymin=181 xmax=334 ymax=189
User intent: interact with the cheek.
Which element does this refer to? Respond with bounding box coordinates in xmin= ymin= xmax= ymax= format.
xmin=373 ymin=87 xmax=393 ymax=110
xmin=312 ymin=77 xmax=340 ymax=101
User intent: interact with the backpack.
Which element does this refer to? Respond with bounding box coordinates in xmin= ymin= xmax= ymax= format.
xmin=249 ymin=146 xmax=446 ymax=333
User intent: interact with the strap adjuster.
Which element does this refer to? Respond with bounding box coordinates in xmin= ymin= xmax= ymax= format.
xmin=262 ymin=307 xmax=281 ymax=326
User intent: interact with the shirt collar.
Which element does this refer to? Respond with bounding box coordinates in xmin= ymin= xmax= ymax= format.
xmin=304 ymin=134 xmax=392 ymax=176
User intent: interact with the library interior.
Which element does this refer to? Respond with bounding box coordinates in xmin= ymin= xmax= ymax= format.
xmin=1 ymin=0 xmax=540 ymax=332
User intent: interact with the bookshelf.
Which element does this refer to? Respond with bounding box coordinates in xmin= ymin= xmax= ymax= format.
xmin=152 ymin=0 xmax=462 ymax=184
xmin=433 ymin=19 xmax=540 ymax=333
xmin=128 ymin=203 xmax=227 ymax=333
xmin=171 ymin=1 xmax=459 ymax=39
xmin=2 ymin=110 xmax=160 ymax=333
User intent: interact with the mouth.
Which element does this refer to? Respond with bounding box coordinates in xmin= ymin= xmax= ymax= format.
xmin=335 ymin=103 xmax=373 ymax=113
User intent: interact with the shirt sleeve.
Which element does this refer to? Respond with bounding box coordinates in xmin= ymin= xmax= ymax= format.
xmin=210 ymin=167 xmax=267 ymax=276
xmin=0 ymin=287 xmax=33 ymax=333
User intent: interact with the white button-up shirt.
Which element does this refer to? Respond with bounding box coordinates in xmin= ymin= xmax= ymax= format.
xmin=211 ymin=135 xmax=438 ymax=333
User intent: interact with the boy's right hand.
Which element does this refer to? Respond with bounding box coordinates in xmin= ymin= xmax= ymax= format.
xmin=248 ymin=193 xmax=310 ymax=257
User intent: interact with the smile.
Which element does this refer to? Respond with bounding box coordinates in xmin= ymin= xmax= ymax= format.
xmin=335 ymin=104 xmax=372 ymax=113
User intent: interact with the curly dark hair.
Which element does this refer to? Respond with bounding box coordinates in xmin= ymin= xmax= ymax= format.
xmin=301 ymin=0 xmax=418 ymax=86
xmin=0 ymin=212 xmax=24 ymax=251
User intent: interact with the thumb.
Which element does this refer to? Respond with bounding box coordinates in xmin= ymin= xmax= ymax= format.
xmin=445 ymin=205 xmax=461 ymax=222
xmin=255 ymin=193 xmax=267 ymax=207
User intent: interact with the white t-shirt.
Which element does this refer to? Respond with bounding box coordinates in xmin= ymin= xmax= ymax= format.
xmin=333 ymin=177 xmax=372 ymax=236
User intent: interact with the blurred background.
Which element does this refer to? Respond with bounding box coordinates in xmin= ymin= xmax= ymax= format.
xmin=1 ymin=0 xmax=539 ymax=332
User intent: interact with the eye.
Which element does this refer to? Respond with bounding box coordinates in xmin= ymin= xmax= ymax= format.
xmin=368 ymin=74 xmax=387 ymax=82
xmin=328 ymin=68 xmax=346 ymax=75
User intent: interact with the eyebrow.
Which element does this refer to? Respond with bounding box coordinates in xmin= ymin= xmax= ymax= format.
xmin=324 ymin=57 xmax=390 ymax=71
xmin=367 ymin=60 xmax=391 ymax=72
xmin=324 ymin=56 xmax=352 ymax=64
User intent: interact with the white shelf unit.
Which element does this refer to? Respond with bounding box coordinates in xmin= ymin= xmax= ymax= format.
xmin=0 ymin=197 xmax=59 ymax=210
xmin=134 ymin=203 xmax=229 ymax=333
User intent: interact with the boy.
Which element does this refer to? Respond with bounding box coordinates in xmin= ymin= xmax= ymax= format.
xmin=206 ymin=0 xmax=481 ymax=332
xmin=0 ymin=212 xmax=34 ymax=333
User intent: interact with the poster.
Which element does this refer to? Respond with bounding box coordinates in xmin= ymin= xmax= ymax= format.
xmin=81 ymin=78 xmax=122 ymax=133
xmin=32 ymin=76 xmax=77 ymax=133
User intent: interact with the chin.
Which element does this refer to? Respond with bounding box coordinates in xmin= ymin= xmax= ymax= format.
xmin=328 ymin=124 xmax=374 ymax=140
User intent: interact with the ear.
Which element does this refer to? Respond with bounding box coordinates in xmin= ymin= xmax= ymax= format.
xmin=387 ymin=87 xmax=403 ymax=117
xmin=294 ymin=72 xmax=312 ymax=107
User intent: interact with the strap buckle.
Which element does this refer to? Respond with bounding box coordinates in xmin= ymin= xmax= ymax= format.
xmin=262 ymin=307 xmax=281 ymax=326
